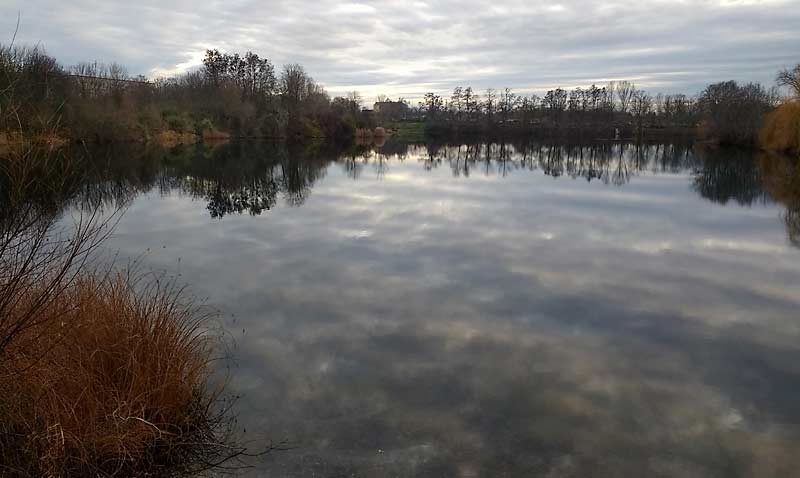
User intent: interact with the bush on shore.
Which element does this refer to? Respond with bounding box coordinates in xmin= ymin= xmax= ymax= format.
xmin=760 ymin=101 xmax=800 ymax=157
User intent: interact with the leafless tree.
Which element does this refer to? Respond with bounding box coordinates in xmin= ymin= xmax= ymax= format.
xmin=450 ymin=86 xmax=463 ymax=121
xmin=776 ymin=64 xmax=800 ymax=97
xmin=421 ymin=92 xmax=444 ymax=120
xmin=483 ymin=88 xmax=496 ymax=123
xmin=519 ymin=96 xmax=537 ymax=125
xmin=543 ymin=88 xmax=567 ymax=122
xmin=568 ymin=88 xmax=581 ymax=112
xmin=588 ymin=84 xmax=602 ymax=111
xmin=615 ymin=80 xmax=635 ymax=113
xmin=280 ymin=63 xmax=312 ymax=120
xmin=498 ymin=87 xmax=518 ymax=123
xmin=631 ymin=91 xmax=652 ymax=139
xmin=463 ymin=87 xmax=479 ymax=122
xmin=699 ymin=80 xmax=774 ymax=144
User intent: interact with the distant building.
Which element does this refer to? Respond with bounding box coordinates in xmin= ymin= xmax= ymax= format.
xmin=374 ymin=101 xmax=410 ymax=121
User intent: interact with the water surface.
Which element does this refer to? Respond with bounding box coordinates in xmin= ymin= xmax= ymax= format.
xmin=89 ymin=142 xmax=800 ymax=477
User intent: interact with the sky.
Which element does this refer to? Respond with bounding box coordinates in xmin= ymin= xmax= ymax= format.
xmin=2 ymin=0 xmax=799 ymax=103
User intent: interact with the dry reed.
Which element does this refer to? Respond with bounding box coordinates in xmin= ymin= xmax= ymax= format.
xmin=0 ymin=266 xmax=244 ymax=476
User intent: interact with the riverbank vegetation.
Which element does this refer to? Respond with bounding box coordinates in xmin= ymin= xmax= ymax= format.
xmin=409 ymin=77 xmax=790 ymax=149
xmin=0 ymin=126 xmax=260 ymax=475
xmin=412 ymin=81 xmax=697 ymax=141
xmin=1 ymin=40 xmax=798 ymax=152
xmin=759 ymin=65 xmax=800 ymax=158
xmin=0 ymin=45 xmax=374 ymax=144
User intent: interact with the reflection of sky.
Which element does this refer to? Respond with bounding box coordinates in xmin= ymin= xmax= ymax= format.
xmin=101 ymin=150 xmax=800 ymax=477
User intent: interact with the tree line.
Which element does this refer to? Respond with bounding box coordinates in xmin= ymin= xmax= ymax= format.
xmin=0 ymin=45 xmax=374 ymax=143
xmin=2 ymin=42 xmax=798 ymax=151
xmin=409 ymin=76 xmax=793 ymax=147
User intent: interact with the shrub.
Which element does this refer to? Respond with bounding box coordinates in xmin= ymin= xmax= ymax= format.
xmin=137 ymin=105 xmax=165 ymax=141
xmin=162 ymin=111 xmax=196 ymax=134
xmin=760 ymin=101 xmax=800 ymax=156
xmin=195 ymin=117 xmax=215 ymax=135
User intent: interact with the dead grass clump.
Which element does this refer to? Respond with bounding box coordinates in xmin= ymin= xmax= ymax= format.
xmin=0 ymin=271 xmax=233 ymax=476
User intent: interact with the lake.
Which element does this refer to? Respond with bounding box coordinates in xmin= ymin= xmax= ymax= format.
xmin=82 ymin=141 xmax=800 ymax=477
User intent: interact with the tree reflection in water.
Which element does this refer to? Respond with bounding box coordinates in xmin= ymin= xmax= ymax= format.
xmin=11 ymin=140 xmax=797 ymax=246
xmin=692 ymin=145 xmax=769 ymax=206
xmin=157 ymin=142 xmax=332 ymax=217
xmin=759 ymin=152 xmax=800 ymax=247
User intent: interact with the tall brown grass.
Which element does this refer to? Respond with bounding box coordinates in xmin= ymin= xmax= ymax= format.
xmin=0 ymin=269 xmax=234 ymax=476
xmin=760 ymin=101 xmax=800 ymax=157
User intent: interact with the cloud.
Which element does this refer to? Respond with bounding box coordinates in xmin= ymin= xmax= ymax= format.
xmin=2 ymin=0 xmax=797 ymax=101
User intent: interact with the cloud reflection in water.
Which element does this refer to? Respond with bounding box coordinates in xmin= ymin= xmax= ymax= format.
xmin=98 ymin=142 xmax=800 ymax=477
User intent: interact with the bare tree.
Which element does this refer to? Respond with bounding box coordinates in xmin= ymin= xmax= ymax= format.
xmin=483 ymin=88 xmax=496 ymax=123
xmin=631 ymin=91 xmax=653 ymax=139
xmin=243 ymin=51 xmax=276 ymax=97
xmin=588 ymin=84 xmax=602 ymax=111
xmin=450 ymin=86 xmax=463 ymax=121
xmin=463 ymin=87 xmax=479 ymax=122
xmin=519 ymin=95 xmax=537 ymax=126
xmin=347 ymin=91 xmax=362 ymax=117
xmin=776 ymin=64 xmax=800 ymax=97
xmin=600 ymin=83 xmax=614 ymax=114
xmin=543 ymin=88 xmax=567 ymax=122
xmin=699 ymin=80 xmax=774 ymax=144
xmin=421 ymin=92 xmax=444 ymax=120
xmin=568 ymin=88 xmax=581 ymax=112
xmin=615 ymin=80 xmax=636 ymax=113
xmin=498 ymin=87 xmax=518 ymax=124
xmin=280 ymin=63 xmax=311 ymax=119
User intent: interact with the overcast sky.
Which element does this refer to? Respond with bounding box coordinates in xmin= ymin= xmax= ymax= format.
xmin=2 ymin=0 xmax=798 ymax=102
